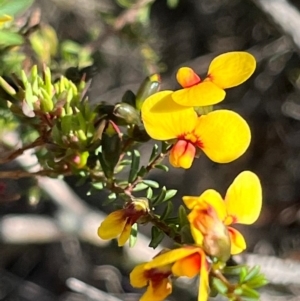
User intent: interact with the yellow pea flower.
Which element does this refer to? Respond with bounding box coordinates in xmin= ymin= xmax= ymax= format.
xmin=130 ymin=246 xmax=210 ymax=301
xmin=172 ymin=52 xmax=256 ymax=106
xmin=98 ymin=198 xmax=149 ymax=246
xmin=141 ymin=91 xmax=251 ymax=168
xmin=183 ymin=171 xmax=262 ymax=259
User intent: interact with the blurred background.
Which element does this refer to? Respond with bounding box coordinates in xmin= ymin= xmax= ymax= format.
xmin=2 ymin=0 xmax=300 ymax=300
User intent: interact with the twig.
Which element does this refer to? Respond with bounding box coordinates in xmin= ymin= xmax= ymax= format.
xmin=0 ymin=169 xmax=65 ymax=179
xmin=0 ymin=137 xmax=44 ymax=164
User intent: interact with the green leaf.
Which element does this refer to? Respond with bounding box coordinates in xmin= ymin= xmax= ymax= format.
xmin=149 ymin=226 xmax=164 ymax=248
xmin=92 ymin=182 xmax=104 ymax=190
xmin=0 ymin=0 xmax=34 ymax=16
xmin=224 ymin=265 xmax=247 ymax=276
xmin=0 ymin=30 xmax=24 ymax=46
xmin=146 ymin=187 xmax=153 ymax=199
xmin=247 ymin=275 xmax=268 ymax=288
xmin=129 ymin=223 xmax=138 ymax=247
xmin=163 ymin=189 xmax=177 ymax=202
xmin=121 ymin=90 xmax=136 ymax=107
xmin=241 ymin=284 xmax=260 ymax=299
xmin=152 ymin=186 xmax=167 ymax=206
xmin=155 ymin=164 xmax=169 ymax=172
xmin=149 ymin=143 xmax=159 ymax=163
xmin=160 ymin=202 xmax=173 ymax=220
xmin=243 ymin=266 xmax=261 ymax=282
xmin=178 ymin=205 xmax=189 ymax=226
xmin=239 ymin=266 xmax=248 ymax=284
xmin=211 ymin=277 xmax=228 ymax=295
xmin=102 ymin=193 xmax=117 ymax=205
xmin=132 ymin=182 xmax=148 ymax=191
xmin=128 ymin=150 xmax=140 ymax=183
xmin=142 ymin=179 xmax=159 ymax=188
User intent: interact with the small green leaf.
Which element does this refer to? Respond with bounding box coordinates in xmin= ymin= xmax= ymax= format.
xmin=92 ymin=182 xmax=104 ymax=190
xmin=243 ymin=266 xmax=261 ymax=282
xmin=132 ymin=182 xmax=148 ymax=191
xmin=149 ymin=226 xmax=164 ymax=248
xmin=0 ymin=0 xmax=34 ymax=16
xmin=149 ymin=143 xmax=159 ymax=163
xmin=247 ymin=275 xmax=268 ymax=288
xmin=155 ymin=164 xmax=169 ymax=172
xmin=129 ymin=223 xmax=138 ymax=247
xmin=128 ymin=150 xmax=140 ymax=183
xmin=102 ymin=193 xmax=117 ymax=205
xmin=178 ymin=205 xmax=189 ymax=226
xmin=241 ymin=284 xmax=260 ymax=299
xmin=239 ymin=266 xmax=248 ymax=284
xmin=146 ymin=187 xmax=153 ymax=199
xmin=160 ymin=202 xmax=173 ymax=220
xmin=152 ymin=186 xmax=167 ymax=206
xmin=224 ymin=265 xmax=247 ymax=276
xmin=211 ymin=277 xmax=228 ymax=295
xmin=0 ymin=30 xmax=24 ymax=46
xmin=163 ymin=189 xmax=177 ymax=202
xmin=142 ymin=179 xmax=159 ymax=188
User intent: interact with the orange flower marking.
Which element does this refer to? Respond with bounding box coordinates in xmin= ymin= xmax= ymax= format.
xmin=130 ymin=247 xmax=211 ymax=301
xmin=172 ymin=52 xmax=256 ymax=107
xmin=183 ymin=171 xmax=262 ymax=258
xmin=98 ymin=199 xmax=149 ymax=246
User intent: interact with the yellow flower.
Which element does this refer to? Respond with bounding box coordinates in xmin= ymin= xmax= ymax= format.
xmin=130 ymin=246 xmax=210 ymax=301
xmin=141 ymin=91 xmax=250 ymax=168
xmin=183 ymin=171 xmax=262 ymax=259
xmin=98 ymin=199 xmax=149 ymax=246
xmin=172 ymin=51 xmax=256 ymax=106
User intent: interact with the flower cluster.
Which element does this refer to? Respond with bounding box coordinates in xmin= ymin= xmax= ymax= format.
xmin=130 ymin=171 xmax=262 ymax=301
xmin=97 ymin=51 xmax=263 ymax=301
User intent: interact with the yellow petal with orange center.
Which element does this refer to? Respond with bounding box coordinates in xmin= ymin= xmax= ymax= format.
xmin=207 ymin=52 xmax=256 ymax=89
xmin=130 ymin=263 xmax=148 ymax=287
xmin=224 ymin=171 xmax=262 ymax=225
xmin=141 ymin=278 xmax=172 ymax=301
xmin=118 ymin=222 xmax=132 ymax=246
xmin=228 ymin=226 xmax=247 ymax=254
xmin=97 ymin=210 xmax=127 ymax=240
xmin=183 ymin=189 xmax=226 ymax=220
xmin=176 ymin=67 xmax=201 ymax=88
xmin=141 ymin=91 xmax=197 ymax=140
xmin=194 ymin=110 xmax=251 ymax=163
xmin=198 ymin=249 xmax=210 ymax=301
xmin=169 ymin=140 xmax=196 ymax=169
xmin=145 ymin=247 xmax=200 ymax=270
xmin=172 ymin=252 xmax=201 ymax=277
xmin=172 ymin=81 xmax=225 ymax=107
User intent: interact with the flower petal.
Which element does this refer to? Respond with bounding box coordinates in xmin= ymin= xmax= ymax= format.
xmin=141 ymin=278 xmax=172 ymax=301
xmin=130 ymin=263 xmax=148 ymax=287
xmin=145 ymin=247 xmax=200 ymax=270
xmin=207 ymin=52 xmax=256 ymax=89
xmin=176 ymin=67 xmax=201 ymax=88
xmin=228 ymin=227 xmax=247 ymax=254
xmin=183 ymin=189 xmax=226 ymax=220
xmin=118 ymin=222 xmax=132 ymax=246
xmin=141 ymin=91 xmax=197 ymax=140
xmin=194 ymin=110 xmax=251 ymax=163
xmin=97 ymin=210 xmax=127 ymax=240
xmin=198 ymin=250 xmax=210 ymax=301
xmin=169 ymin=140 xmax=196 ymax=169
xmin=224 ymin=171 xmax=262 ymax=224
xmin=172 ymin=81 xmax=225 ymax=107
xmin=172 ymin=252 xmax=201 ymax=277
